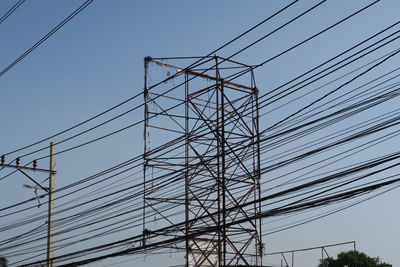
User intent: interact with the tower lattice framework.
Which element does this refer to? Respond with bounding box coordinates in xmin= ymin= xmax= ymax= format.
xmin=143 ymin=56 xmax=262 ymax=266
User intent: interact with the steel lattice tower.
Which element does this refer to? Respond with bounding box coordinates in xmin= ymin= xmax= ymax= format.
xmin=143 ymin=56 xmax=262 ymax=266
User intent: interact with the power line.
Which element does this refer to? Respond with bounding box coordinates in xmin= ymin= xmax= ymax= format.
xmin=0 ymin=0 xmax=94 ymax=78
xmin=0 ymin=0 xmax=25 ymax=25
xmin=23 ymin=176 xmax=400 ymax=266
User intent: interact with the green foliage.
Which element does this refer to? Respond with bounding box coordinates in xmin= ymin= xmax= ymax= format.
xmin=0 ymin=257 xmax=7 ymax=267
xmin=318 ymin=250 xmax=391 ymax=267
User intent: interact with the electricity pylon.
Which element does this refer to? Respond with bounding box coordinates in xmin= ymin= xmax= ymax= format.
xmin=143 ymin=56 xmax=262 ymax=266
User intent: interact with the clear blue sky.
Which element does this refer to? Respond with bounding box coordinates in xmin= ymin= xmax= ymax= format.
xmin=1 ymin=0 xmax=399 ymax=266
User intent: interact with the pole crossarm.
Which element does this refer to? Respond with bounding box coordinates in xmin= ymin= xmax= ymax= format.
xmin=0 ymin=163 xmax=56 ymax=174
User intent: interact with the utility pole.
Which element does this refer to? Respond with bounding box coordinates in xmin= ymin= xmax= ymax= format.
xmin=47 ymin=142 xmax=56 ymax=267
xmin=0 ymin=142 xmax=56 ymax=267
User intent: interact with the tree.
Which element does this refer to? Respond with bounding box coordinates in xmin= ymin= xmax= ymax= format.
xmin=318 ymin=250 xmax=392 ymax=267
xmin=0 ymin=256 xmax=7 ymax=267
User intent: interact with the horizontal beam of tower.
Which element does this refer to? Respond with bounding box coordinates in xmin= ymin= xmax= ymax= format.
xmin=147 ymin=57 xmax=256 ymax=91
